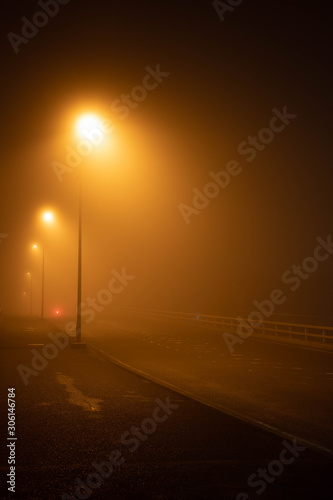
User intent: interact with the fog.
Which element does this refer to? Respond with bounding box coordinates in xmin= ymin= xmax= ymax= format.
xmin=1 ymin=0 xmax=332 ymax=324
xmin=1 ymin=3 xmax=333 ymax=499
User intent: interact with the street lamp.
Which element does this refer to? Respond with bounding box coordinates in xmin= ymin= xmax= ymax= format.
xmin=76 ymin=114 xmax=101 ymax=137
xmin=26 ymin=273 xmax=32 ymax=315
xmin=43 ymin=211 xmax=54 ymax=224
xmin=41 ymin=211 xmax=54 ymax=319
xmin=76 ymin=157 xmax=82 ymax=342
xmin=74 ymin=113 xmax=103 ymax=345
xmin=31 ymin=244 xmax=39 ymax=317
xmin=23 ymin=292 xmax=27 ymax=315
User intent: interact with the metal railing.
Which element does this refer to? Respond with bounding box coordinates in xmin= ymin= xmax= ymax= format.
xmin=120 ymin=307 xmax=333 ymax=345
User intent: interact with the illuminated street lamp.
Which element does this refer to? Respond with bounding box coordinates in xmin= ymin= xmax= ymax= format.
xmin=41 ymin=211 xmax=54 ymax=319
xmin=43 ymin=211 xmax=54 ymax=224
xmin=76 ymin=114 xmax=101 ymax=137
xmin=74 ymin=114 xmax=103 ymax=344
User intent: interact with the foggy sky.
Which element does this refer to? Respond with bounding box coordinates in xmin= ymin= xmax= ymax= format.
xmin=1 ymin=0 xmax=332 ymax=319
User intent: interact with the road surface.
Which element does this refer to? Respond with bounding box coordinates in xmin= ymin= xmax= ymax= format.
xmin=0 ymin=316 xmax=332 ymax=499
xmin=80 ymin=312 xmax=333 ymax=455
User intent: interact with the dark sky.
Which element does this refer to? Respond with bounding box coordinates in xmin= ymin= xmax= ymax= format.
xmin=0 ymin=0 xmax=332 ymax=319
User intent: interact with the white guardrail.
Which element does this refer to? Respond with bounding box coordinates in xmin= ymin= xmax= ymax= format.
xmin=121 ymin=307 xmax=333 ymax=346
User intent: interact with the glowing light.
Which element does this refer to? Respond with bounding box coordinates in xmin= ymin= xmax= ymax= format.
xmin=76 ymin=114 xmax=101 ymax=137
xmin=33 ymin=244 xmax=37 ymax=249
xmin=43 ymin=211 xmax=54 ymax=224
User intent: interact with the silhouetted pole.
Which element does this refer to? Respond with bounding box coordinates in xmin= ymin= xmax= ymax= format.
xmin=29 ymin=273 xmax=32 ymax=316
xmin=41 ymin=234 xmax=45 ymax=319
xmin=76 ymin=163 xmax=82 ymax=342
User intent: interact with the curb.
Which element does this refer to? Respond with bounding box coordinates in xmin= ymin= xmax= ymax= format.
xmin=87 ymin=342 xmax=333 ymax=459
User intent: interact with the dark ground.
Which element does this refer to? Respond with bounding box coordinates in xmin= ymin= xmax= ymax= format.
xmin=0 ymin=316 xmax=332 ymax=499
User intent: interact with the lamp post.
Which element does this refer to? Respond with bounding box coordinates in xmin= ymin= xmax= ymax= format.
xmin=27 ymin=273 xmax=32 ymax=315
xmin=76 ymin=161 xmax=82 ymax=342
xmin=74 ymin=114 xmax=103 ymax=346
xmin=41 ymin=240 xmax=44 ymax=319
xmin=41 ymin=211 xmax=54 ymax=319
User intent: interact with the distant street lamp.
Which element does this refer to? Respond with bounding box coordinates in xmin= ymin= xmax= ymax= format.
xmin=23 ymin=292 xmax=27 ymax=315
xmin=31 ymin=244 xmax=39 ymax=316
xmin=41 ymin=211 xmax=54 ymax=319
xmin=26 ymin=272 xmax=32 ymax=315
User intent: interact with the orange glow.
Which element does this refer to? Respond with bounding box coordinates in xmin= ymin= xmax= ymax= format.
xmin=43 ymin=211 xmax=54 ymax=224
xmin=76 ymin=114 xmax=101 ymax=137
xmin=73 ymin=111 xmax=116 ymax=159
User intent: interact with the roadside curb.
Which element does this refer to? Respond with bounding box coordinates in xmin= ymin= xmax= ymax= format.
xmin=87 ymin=342 xmax=333 ymax=459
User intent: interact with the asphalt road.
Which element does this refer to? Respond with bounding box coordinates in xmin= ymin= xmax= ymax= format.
xmin=80 ymin=313 xmax=333 ymax=455
xmin=0 ymin=316 xmax=332 ymax=499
